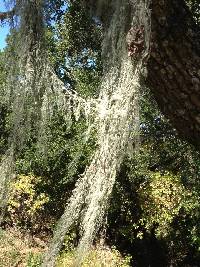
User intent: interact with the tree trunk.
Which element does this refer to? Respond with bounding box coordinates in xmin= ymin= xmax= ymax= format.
xmin=146 ymin=0 xmax=200 ymax=147
xmin=88 ymin=0 xmax=200 ymax=147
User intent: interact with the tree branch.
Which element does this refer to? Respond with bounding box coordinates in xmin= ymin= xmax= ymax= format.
xmin=0 ymin=10 xmax=14 ymax=22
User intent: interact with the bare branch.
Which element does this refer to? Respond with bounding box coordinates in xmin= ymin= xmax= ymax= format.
xmin=0 ymin=10 xmax=14 ymax=22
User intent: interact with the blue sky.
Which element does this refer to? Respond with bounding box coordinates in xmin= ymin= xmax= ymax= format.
xmin=0 ymin=26 xmax=9 ymax=50
xmin=0 ymin=2 xmax=10 ymax=50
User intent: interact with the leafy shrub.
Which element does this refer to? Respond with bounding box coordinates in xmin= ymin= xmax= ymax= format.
xmin=7 ymin=174 xmax=49 ymax=231
xmin=138 ymin=172 xmax=185 ymax=237
xmin=136 ymin=172 xmax=200 ymax=265
xmin=138 ymin=172 xmax=200 ymax=240
xmin=56 ymin=245 xmax=131 ymax=267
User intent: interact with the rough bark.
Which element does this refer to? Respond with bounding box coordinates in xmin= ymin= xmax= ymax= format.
xmin=147 ymin=0 xmax=200 ymax=147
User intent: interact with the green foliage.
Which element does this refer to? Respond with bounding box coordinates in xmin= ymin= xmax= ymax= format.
xmin=0 ymin=51 xmax=6 ymax=93
xmin=1 ymin=1 xmax=200 ymax=266
xmin=2 ymin=1 xmax=101 ymax=224
xmin=186 ymin=0 xmax=200 ymax=22
xmin=14 ymin=113 xmax=96 ymax=221
xmin=44 ymin=0 xmax=66 ymax=23
xmin=11 ymin=1 xmax=101 ymax=220
xmin=107 ymin=90 xmax=200 ymax=265
xmin=27 ymin=252 xmax=43 ymax=267
xmin=57 ymin=245 xmax=131 ymax=267
xmin=138 ymin=172 xmax=200 ymax=240
xmin=0 ymin=51 xmax=10 ymax=157
xmin=59 ymin=1 xmax=101 ymax=53
xmin=46 ymin=0 xmax=102 ymax=84
xmin=0 ymin=103 xmax=9 ymax=157
xmin=7 ymin=174 xmax=50 ymax=231
xmin=71 ymin=67 xmax=101 ymax=97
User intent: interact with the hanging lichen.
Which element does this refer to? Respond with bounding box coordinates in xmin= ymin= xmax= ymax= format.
xmin=0 ymin=0 xmax=96 ymax=223
xmin=0 ymin=0 xmax=151 ymax=266
xmin=42 ymin=0 xmax=151 ymax=266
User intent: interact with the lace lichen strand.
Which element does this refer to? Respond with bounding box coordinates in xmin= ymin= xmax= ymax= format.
xmin=42 ymin=0 xmax=151 ymax=266
xmin=0 ymin=148 xmax=15 ymax=224
xmin=0 ymin=0 xmax=94 ymax=224
xmin=1 ymin=0 xmax=151 ymax=266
